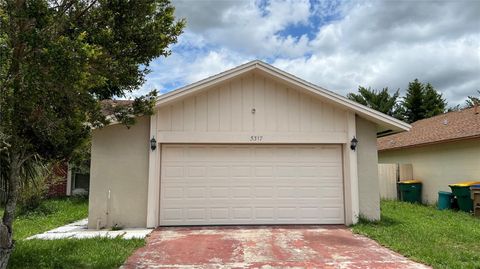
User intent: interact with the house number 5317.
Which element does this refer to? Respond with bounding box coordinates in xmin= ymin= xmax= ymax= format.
xmin=250 ymin=136 xmax=263 ymax=142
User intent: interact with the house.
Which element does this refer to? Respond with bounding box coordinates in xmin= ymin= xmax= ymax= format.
xmin=88 ymin=60 xmax=410 ymax=229
xmin=0 ymin=162 xmax=89 ymax=204
xmin=48 ymin=163 xmax=90 ymax=197
xmin=378 ymin=107 xmax=480 ymax=204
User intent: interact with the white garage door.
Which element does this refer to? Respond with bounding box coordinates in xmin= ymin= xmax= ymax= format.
xmin=159 ymin=144 xmax=344 ymax=226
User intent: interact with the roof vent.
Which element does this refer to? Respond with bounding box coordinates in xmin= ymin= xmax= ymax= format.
xmin=443 ymin=119 xmax=448 ymax=125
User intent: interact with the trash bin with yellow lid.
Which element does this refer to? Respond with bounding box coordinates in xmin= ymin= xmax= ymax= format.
xmin=449 ymin=181 xmax=480 ymax=212
xmin=398 ymin=180 xmax=422 ymax=203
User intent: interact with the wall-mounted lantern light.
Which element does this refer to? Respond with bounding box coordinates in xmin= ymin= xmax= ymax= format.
xmin=350 ymin=136 xmax=358 ymax=151
xmin=150 ymin=137 xmax=157 ymax=151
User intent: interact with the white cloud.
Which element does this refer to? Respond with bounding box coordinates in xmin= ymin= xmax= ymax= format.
xmin=138 ymin=0 xmax=480 ymax=106
xmin=174 ymin=0 xmax=313 ymax=57
xmin=138 ymin=48 xmax=249 ymax=96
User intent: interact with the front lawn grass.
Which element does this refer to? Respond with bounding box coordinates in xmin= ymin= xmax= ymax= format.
xmin=352 ymin=200 xmax=480 ymax=269
xmin=13 ymin=198 xmax=88 ymax=240
xmin=1 ymin=197 xmax=144 ymax=269
xmin=9 ymin=238 xmax=144 ymax=269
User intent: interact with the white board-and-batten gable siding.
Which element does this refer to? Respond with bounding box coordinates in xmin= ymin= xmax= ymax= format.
xmin=155 ymin=71 xmax=348 ymax=144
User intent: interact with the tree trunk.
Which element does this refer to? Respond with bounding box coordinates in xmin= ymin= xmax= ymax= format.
xmin=0 ymin=152 xmax=21 ymax=269
xmin=1 ymin=0 xmax=28 ymax=267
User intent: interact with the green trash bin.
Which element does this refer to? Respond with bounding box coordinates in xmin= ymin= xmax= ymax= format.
xmin=398 ymin=180 xmax=422 ymax=203
xmin=438 ymin=191 xmax=453 ymax=210
xmin=449 ymin=181 xmax=480 ymax=212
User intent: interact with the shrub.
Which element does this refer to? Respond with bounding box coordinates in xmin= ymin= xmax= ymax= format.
xmin=17 ymin=162 xmax=64 ymax=215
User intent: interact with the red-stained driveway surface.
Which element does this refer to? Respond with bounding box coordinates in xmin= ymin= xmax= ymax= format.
xmin=123 ymin=225 xmax=430 ymax=269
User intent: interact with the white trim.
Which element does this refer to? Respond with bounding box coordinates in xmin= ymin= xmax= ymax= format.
xmin=66 ymin=163 xmax=72 ymax=196
xmin=157 ymin=131 xmax=348 ymax=144
xmin=155 ymin=60 xmax=410 ymax=133
xmin=146 ymin=114 xmax=160 ymax=228
xmin=343 ymin=112 xmax=359 ymax=225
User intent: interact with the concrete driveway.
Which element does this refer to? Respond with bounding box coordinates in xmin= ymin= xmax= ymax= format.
xmin=123 ymin=225 xmax=430 ymax=269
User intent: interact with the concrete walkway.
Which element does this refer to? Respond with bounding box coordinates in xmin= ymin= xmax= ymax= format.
xmin=123 ymin=225 xmax=431 ymax=269
xmin=27 ymin=219 xmax=152 ymax=240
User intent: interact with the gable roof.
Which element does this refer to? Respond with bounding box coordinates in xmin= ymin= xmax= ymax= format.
xmin=156 ymin=60 xmax=410 ymax=134
xmin=378 ymin=107 xmax=480 ymax=151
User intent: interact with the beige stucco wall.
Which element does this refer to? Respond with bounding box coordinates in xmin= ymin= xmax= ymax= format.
xmin=88 ymin=116 xmax=150 ymax=229
xmin=356 ymin=116 xmax=380 ymax=220
xmin=379 ymin=138 xmax=480 ymax=204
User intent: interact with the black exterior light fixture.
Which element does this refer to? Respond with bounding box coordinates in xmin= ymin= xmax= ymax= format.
xmin=350 ymin=136 xmax=358 ymax=151
xmin=150 ymin=137 xmax=157 ymax=151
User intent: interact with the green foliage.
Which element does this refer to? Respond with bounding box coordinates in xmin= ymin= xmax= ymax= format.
xmin=402 ymin=79 xmax=447 ymax=123
xmin=421 ymin=83 xmax=447 ymax=118
xmin=0 ymin=0 xmax=184 ymax=162
xmin=9 ymin=238 xmax=144 ymax=269
xmin=402 ymin=79 xmax=426 ymax=122
xmin=0 ymin=152 xmax=45 ymax=207
xmin=5 ymin=197 xmax=142 ymax=269
xmin=465 ymin=90 xmax=480 ymax=108
xmin=0 ymin=2 xmax=183 ymax=264
xmin=68 ymin=138 xmax=91 ymax=175
xmin=7 ymin=198 xmax=88 ymax=240
xmin=348 ymin=79 xmax=448 ymax=123
xmin=16 ymin=177 xmax=48 ymax=215
xmin=111 ymin=90 xmax=158 ymax=127
xmin=353 ymin=200 xmax=480 ymax=269
xmin=347 ymin=86 xmax=402 ymax=119
xmin=447 ymin=90 xmax=479 ymax=112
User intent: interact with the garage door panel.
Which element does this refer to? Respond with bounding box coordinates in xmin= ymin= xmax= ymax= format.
xmin=209 ymin=166 xmax=230 ymax=177
xmin=255 ymin=207 xmax=275 ymax=219
xmin=160 ymin=144 xmax=344 ymax=225
xmin=322 ymin=207 xmax=344 ymax=220
xmin=210 ymin=208 xmax=229 ymax=219
xmin=186 ymin=166 xmax=207 ymax=177
xmin=210 ymin=187 xmax=230 ymax=198
xmin=164 ymin=166 xmax=184 ymax=177
xmin=163 ymin=187 xmax=183 ymax=199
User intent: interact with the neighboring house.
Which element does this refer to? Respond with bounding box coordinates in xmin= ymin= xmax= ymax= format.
xmin=378 ymin=107 xmax=480 ymax=204
xmin=0 ymin=162 xmax=90 ymax=204
xmin=47 ymin=163 xmax=69 ymax=197
xmin=48 ymin=162 xmax=90 ymax=197
xmin=88 ymin=60 xmax=410 ymax=229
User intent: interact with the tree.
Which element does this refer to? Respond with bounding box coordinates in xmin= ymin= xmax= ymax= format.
xmin=0 ymin=0 xmax=184 ymax=266
xmin=402 ymin=79 xmax=447 ymax=123
xmin=347 ymin=86 xmax=403 ymax=120
xmin=465 ymin=90 xmax=480 ymax=108
xmin=402 ymin=79 xmax=425 ymax=123
xmin=422 ymin=83 xmax=447 ymax=118
xmin=447 ymin=90 xmax=480 ymax=112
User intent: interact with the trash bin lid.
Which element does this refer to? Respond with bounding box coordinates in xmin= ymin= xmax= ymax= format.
xmin=449 ymin=181 xmax=480 ymax=187
xmin=438 ymin=191 xmax=453 ymax=195
xmin=399 ymin=180 xmax=421 ymax=184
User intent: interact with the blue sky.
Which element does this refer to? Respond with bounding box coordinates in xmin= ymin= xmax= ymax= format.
xmin=137 ymin=0 xmax=480 ymax=105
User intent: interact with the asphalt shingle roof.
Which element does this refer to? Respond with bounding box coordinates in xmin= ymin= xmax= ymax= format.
xmin=100 ymin=99 xmax=134 ymax=116
xmin=377 ymin=106 xmax=480 ymax=151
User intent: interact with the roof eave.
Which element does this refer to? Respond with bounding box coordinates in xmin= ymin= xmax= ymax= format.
xmin=378 ymin=134 xmax=480 ymax=152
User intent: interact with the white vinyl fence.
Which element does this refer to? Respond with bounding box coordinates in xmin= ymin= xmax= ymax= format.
xmin=378 ymin=163 xmax=413 ymax=200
